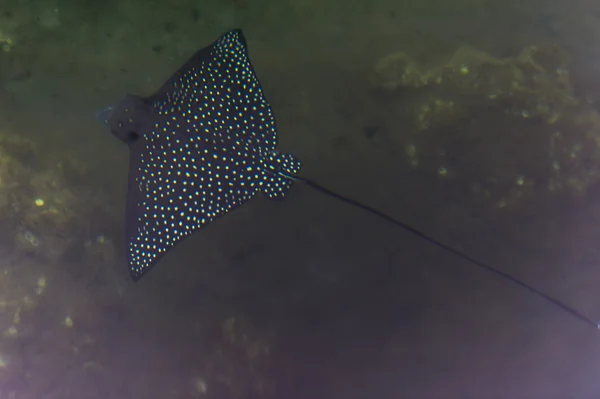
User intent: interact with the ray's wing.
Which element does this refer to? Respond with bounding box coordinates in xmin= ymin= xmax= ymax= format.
xmin=124 ymin=126 xmax=263 ymax=281
xmin=148 ymin=29 xmax=276 ymax=147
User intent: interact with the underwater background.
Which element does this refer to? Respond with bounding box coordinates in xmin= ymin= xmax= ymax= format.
xmin=1 ymin=0 xmax=600 ymax=397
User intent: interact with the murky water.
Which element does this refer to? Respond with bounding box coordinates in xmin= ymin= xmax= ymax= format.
xmin=1 ymin=0 xmax=600 ymax=397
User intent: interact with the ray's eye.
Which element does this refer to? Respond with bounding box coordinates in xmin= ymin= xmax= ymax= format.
xmin=126 ymin=131 xmax=140 ymax=143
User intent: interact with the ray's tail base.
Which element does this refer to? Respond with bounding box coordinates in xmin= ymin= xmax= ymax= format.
xmin=261 ymin=151 xmax=302 ymax=200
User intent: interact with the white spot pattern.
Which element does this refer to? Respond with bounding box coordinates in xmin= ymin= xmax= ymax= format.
xmin=125 ymin=30 xmax=301 ymax=280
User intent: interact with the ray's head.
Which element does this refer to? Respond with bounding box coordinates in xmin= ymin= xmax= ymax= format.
xmin=98 ymin=95 xmax=153 ymax=145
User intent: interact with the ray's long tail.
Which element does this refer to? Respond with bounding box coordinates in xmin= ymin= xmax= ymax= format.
xmin=282 ymin=172 xmax=599 ymax=330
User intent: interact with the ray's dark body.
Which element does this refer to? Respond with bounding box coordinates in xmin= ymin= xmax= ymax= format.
xmin=104 ymin=30 xmax=301 ymax=281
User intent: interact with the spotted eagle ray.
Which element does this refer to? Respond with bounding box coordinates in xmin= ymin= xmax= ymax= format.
xmin=99 ymin=29 xmax=597 ymax=329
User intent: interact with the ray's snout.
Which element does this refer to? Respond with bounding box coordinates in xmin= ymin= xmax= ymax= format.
xmin=96 ymin=105 xmax=115 ymax=125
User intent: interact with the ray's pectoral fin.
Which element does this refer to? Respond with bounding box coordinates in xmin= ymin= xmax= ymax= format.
xmin=123 ymin=131 xmax=275 ymax=282
xmin=101 ymin=95 xmax=170 ymax=281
